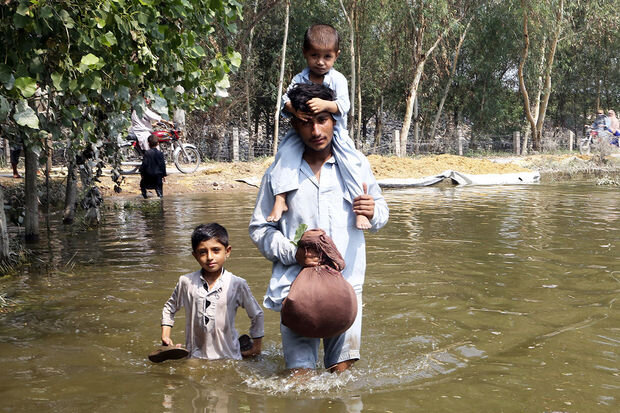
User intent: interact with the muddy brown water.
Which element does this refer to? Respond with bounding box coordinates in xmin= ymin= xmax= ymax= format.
xmin=0 ymin=181 xmax=618 ymax=412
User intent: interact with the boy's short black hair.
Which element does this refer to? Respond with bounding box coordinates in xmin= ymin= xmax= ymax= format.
xmin=303 ymin=24 xmax=340 ymax=52
xmin=148 ymin=134 xmax=158 ymax=148
xmin=288 ymin=83 xmax=336 ymax=113
xmin=191 ymin=223 xmax=229 ymax=250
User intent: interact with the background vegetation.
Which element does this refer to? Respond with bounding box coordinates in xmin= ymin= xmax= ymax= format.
xmin=0 ymin=0 xmax=618 ymax=256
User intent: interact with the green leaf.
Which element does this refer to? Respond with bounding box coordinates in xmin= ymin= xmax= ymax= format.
xmin=0 ymin=64 xmax=15 ymax=90
xmin=13 ymin=100 xmax=39 ymax=129
xmin=14 ymin=77 xmax=37 ymax=98
xmin=0 ymin=95 xmax=10 ymax=122
xmin=16 ymin=3 xmax=30 ymax=16
xmin=95 ymin=16 xmax=107 ymax=29
xmin=58 ymin=10 xmax=75 ymax=29
xmin=39 ymin=6 xmax=53 ymax=19
xmin=51 ymin=72 xmax=63 ymax=90
xmin=100 ymin=31 xmax=117 ymax=47
xmin=229 ymin=50 xmax=242 ymax=68
xmin=291 ymin=223 xmax=308 ymax=246
xmin=81 ymin=53 xmax=100 ymax=66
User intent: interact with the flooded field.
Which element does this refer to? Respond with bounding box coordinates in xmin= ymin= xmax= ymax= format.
xmin=0 ymin=181 xmax=618 ymax=412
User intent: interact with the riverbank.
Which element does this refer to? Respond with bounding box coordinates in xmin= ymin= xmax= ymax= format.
xmin=1 ymin=153 xmax=619 ymax=203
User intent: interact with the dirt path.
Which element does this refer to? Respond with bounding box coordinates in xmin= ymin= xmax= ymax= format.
xmin=1 ymin=153 xmax=617 ymax=201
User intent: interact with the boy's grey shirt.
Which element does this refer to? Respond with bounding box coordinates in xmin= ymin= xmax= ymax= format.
xmin=161 ymin=269 xmax=264 ymax=359
xmin=249 ymin=155 xmax=389 ymax=311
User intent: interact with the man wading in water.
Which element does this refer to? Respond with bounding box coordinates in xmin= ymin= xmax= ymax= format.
xmin=249 ymin=83 xmax=389 ymax=374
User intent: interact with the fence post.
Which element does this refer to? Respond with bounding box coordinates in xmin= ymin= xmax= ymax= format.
xmin=568 ymin=130 xmax=574 ymax=152
xmin=457 ymin=127 xmax=463 ymax=156
xmin=232 ymin=127 xmax=239 ymax=162
xmin=394 ymin=130 xmax=401 ymax=157
xmin=513 ymin=131 xmax=521 ymax=155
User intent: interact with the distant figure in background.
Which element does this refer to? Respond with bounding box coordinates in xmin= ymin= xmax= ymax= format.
xmin=130 ymin=97 xmax=173 ymax=151
xmin=139 ymin=134 xmax=167 ymax=199
xmin=607 ymin=110 xmax=618 ymax=134
xmin=10 ymin=139 xmax=22 ymax=178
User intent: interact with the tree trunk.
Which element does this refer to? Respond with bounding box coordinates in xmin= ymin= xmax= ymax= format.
xmin=373 ymin=96 xmax=384 ymax=152
xmin=63 ymin=159 xmax=78 ymax=224
xmin=272 ymin=0 xmax=289 ymax=155
xmin=400 ymin=63 xmax=425 ymax=156
xmin=534 ymin=0 xmax=564 ymax=151
xmin=24 ymin=144 xmax=39 ymax=242
xmin=245 ymin=0 xmax=258 ymax=161
xmin=430 ymin=21 xmax=470 ymax=140
xmin=518 ymin=0 xmax=537 ymax=155
xmin=339 ymin=0 xmax=356 ymax=142
xmin=0 ymin=187 xmax=9 ymax=263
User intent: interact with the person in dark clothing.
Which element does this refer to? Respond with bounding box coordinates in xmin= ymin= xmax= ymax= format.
xmin=140 ymin=134 xmax=167 ymax=198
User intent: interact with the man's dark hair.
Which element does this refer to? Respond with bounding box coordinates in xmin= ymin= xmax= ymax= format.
xmin=191 ymin=223 xmax=229 ymax=250
xmin=288 ymin=83 xmax=336 ymax=113
xmin=148 ymin=134 xmax=159 ymax=148
xmin=303 ymin=24 xmax=340 ymax=51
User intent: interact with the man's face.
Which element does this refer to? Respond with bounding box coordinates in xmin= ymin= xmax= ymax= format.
xmin=292 ymin=111 xmax=335 ymax=153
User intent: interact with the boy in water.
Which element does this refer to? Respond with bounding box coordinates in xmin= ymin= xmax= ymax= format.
xmin=139 ymin=134 xmax=167 ymax=199
xmin=155 ymin=223 xmax=264 ymax=361
xmin=267 ymin=24 xmax=371 ymax=230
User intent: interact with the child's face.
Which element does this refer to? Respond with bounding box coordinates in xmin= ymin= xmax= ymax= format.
xmin=192 ymin=238 xmax=231 ymax=276
xmin=303 ymin=44 xmax=340 ymax=78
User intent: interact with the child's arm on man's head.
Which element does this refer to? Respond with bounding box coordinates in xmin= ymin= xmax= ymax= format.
xmin=307 ymin=98 xmax=339 ymax=116
xmin=284 ymin=100 xmax=312 ymax=122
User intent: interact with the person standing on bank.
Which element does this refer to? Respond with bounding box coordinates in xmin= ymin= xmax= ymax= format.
xmin=139 ymin=134 xmax=167 ymax=198
xmin=249 ymin=83 xmax=389 ymax=373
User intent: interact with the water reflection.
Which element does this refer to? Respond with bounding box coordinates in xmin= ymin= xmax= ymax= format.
xmin=0 ymin=182 xmax=618 ymax=411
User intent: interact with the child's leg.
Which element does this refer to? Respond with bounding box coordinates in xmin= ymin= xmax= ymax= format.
xmin=267 ymin=192 xmax=289 ymax=222
xmin=355 ymin=212 xmax=372 ymax=230
xmin=331 ymin=129 xmax=372 ymax=230
xmin=140 ymin=177 xmax=148 ymax=199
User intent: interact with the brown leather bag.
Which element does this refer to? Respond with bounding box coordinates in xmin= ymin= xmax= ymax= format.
xmin=281 ymin=229 xmax=357 ymax=338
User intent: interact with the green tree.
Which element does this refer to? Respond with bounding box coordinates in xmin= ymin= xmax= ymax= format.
xmin=0 ymin=0 xmax=242 ymax=238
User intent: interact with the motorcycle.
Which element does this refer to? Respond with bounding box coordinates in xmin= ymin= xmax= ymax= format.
xmin=118 ymin=123 xmax=201 ymax=174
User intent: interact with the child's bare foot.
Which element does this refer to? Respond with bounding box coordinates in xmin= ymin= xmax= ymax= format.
xmin=356 ymin=214 xmax=372 ymax=230
xmin=267 ymin=193 xmax=289 ymax=222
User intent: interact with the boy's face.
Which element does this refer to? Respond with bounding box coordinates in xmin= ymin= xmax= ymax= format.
xmin=192 ymin=238 xmax=231 ymax=276
xmin=303 ymin=44 xmax=340 ymax=78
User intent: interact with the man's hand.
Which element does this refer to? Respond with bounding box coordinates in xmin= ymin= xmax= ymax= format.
xmin=295 ymin=246 xmax=321 ymax=267
xmin=353 ymin=183 xmax=375 ymax=220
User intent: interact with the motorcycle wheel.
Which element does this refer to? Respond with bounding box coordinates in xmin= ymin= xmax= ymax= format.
xmin=174 ymin=146 xmax=201 ymax=174
xmin=579 ymin=140 xmax=591 ymax=155
xmin=119 ymin=145 xmax=141 ymax=174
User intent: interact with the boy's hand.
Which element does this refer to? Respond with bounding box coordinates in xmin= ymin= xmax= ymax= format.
xmin=295 ymin=246 xmax=320 ymax=267
xmin=161 ymin=325 xmax=173 ymax=346
xmin=294 ymin=109 xmax=312 ymax=122
xmin=307 ymin=98 xmax=338 ymax=115
xmin=241 ymin=337 xmax=262 ymax=358
xmin=353 ymin=183 xmax=375 ymax=220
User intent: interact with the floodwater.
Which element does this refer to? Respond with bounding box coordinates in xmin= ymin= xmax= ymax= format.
xmin=0 ymin=181 xmax=618 ymax=412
